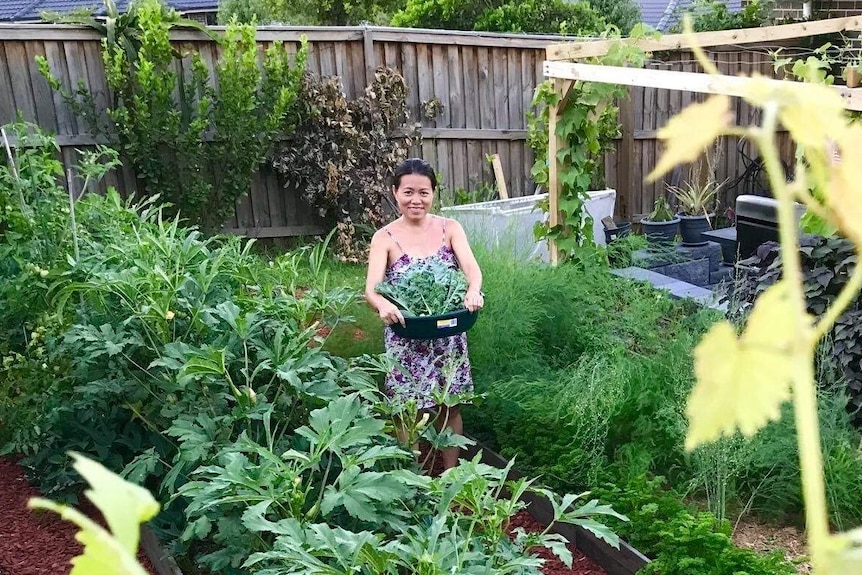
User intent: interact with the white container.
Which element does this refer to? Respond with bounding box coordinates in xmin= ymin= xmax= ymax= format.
xmin=441 ymin=189 xmax=616 ymax=262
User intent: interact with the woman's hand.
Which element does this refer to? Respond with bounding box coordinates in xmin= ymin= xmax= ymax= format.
xmin=464 ymin=289 xmax=484 ymax=312
xmin=378 ymin=301 xmax=406 ymax=327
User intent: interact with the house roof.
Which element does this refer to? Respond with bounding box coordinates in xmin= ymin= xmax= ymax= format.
xmin=0 ymin=0 xmax=218 ymax=21
xmin=638 ymin=0 xmax=742 ymax=31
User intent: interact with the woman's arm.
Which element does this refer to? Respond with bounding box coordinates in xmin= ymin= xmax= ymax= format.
xmin=365 ymin=230 xmax=405 ymax=326
xmin=448 ymin=219 xmax=484 ymax=312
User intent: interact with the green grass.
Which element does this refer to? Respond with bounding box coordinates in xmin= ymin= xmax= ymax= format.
xmin=311 ymin=261 xmax=385 ymax=358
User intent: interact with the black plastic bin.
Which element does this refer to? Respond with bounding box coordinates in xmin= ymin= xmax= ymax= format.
xmin=735 ymin=195 xmax=806 ymax=260
xmin=390 ymin=308 xmax=479 ymax=340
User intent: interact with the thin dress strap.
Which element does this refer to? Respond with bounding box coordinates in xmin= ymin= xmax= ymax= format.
xmin=440 ymin=216 xmax=447 ymax=247
xmin=383 ymin=226 xmax=405 ymax=255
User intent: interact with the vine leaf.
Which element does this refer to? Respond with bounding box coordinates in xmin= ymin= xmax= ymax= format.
xmin=826 ymin=126 xmax=862 ymax=244
xmin=774 ymin=82 xmax=846 ymax=149
xmin=648 ymin=95 xmax=731 ymax=182
xmin=28 ymin=453 xmax=159 ymax=575
xmin=686 ymin=281 xmax=812 ymax=450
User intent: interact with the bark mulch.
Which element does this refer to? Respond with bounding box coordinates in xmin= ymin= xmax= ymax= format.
xmin=0 ymin=456 xmax=157 ymax=575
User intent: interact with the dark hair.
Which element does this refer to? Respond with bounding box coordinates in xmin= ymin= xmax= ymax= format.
xmin=392 ymin=158 xmax=437 ymax=191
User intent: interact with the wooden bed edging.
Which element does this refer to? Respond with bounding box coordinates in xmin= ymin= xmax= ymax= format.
xmin=141 ymin=526 xmax=184 ymax=575
xmin=463 ymin=443 xmax=650 ymax=575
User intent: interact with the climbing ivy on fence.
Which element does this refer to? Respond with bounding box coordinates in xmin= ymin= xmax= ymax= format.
xmin=527 ymin=25 xmax=654 ymax=261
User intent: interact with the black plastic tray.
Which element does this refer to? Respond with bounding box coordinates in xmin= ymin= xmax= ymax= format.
xmin=390 ymin=308 xmax=479 ymax=340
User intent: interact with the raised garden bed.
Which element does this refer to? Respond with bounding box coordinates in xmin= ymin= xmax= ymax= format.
xmin=1 ymin=449 xmax=635 ymax=575
xmin=463 ymin=444 xmax=650 ymax=575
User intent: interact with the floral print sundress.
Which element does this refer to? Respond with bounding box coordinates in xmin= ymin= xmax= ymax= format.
xmin=382 ymin=217 xmax=474 ymax=409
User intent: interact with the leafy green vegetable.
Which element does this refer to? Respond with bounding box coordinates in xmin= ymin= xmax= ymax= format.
xmin=375 ymin=258 xmax=468 ymax=316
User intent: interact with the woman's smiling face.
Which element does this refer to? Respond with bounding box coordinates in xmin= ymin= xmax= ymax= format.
xmin=393 ymin=173 xmax=434 ymax=220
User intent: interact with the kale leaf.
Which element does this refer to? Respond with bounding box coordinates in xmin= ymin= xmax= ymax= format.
xmin=375 ymin=259 xmax=468 ymax=317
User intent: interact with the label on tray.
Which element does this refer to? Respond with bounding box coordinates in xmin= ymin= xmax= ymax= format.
xmin=436 ymin=318 xmax=458 ymax=328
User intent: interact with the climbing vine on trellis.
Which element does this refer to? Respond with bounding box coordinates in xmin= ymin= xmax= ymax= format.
xmin=527 ymin=25 xmax=655 ymax=261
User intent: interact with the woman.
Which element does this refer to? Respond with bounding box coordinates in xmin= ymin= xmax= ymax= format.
xmin=364 ymin=158 xmax=484 ymax=470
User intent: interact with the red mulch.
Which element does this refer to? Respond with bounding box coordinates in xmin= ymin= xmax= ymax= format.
xmin=420 ymin=446 xmax=607 ymax=575
xmin=0 ymin=457 xmax=157 ymax=575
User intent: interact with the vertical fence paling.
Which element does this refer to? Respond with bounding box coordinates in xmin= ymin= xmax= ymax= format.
xmin=615 ymin=49 xmax=797 ymax=220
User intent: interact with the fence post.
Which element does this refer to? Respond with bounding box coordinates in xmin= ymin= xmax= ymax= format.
xmin=363 ymin=24 xmax=376 ymax=88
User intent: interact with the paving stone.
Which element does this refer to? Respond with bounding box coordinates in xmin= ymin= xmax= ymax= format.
xmin=611 ymin=267 xmax=728 ymax=312
xmin=669 ymin=283 xmax=714 ymax=300
xmin=652 ymin=258 xmax=710 ymax=287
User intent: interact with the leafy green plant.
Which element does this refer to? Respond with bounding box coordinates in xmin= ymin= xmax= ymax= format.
xmin=391 ymin=0 xmax=607 ymax=35
xmin=42 ymin=0 xmax=214 ymax=67
xmin=669 ymin=180 xmax=722 ymax=216
xmin=645 ymin=196 xmax=675 ymax=222
xmin=587 ymin=0 xmax=642 ymax=34
xmin=29 ymin=453 xmax=159 ymax=575
xmin=595 ymin=475 xmax=797 ymax=575
xmin=37 ymin=0 xmax=307 ymax=231
xmin=474 ymin=0 xmax=607 ymax=35
xmin=605 ymin=232 xmax=647 ymax=268
xmin=238 ymin=454 xmax=627 ymax=575
xmin=670 ymin=0 xmax=773 ymax=33
xmin=375 ymin=259 xmax=468 ymax=316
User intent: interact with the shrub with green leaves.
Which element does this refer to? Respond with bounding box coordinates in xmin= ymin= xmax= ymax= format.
xmin=391 ymin=0 xmax=607 ymax=35
xmin=38 ymin=0 xmax=307 ymax=231
xmin=270 ymin=67 xmax=416 ymax=262
xmin=670 ymin=0 xmax=772 ymax=32
xmin=594 ymin=475 xmax=796 ymax=575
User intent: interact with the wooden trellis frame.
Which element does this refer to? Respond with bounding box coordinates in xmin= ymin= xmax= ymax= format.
xmin=542 ymin=16 xmax=862 ymax=265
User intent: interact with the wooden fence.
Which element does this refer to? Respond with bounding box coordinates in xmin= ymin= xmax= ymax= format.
xmin=0 ymin=23 xmax=798 ymax=235
xmin=0 ymin=24 xmax=565 ymax=236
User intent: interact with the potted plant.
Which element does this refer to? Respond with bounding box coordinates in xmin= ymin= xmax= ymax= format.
xmin=669 ymin=180 xmax=721 ymax=246
xmin=640 ymin=196 xmax=680 ymax=245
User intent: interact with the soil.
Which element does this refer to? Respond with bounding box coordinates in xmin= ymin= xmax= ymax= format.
xmin=508 ymin=510 xmax=607 ymax=575
xmin=733 ymin=517 xmax=811 ymax=574
xmin=0 ymin=457 xmax=157 ymax=575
